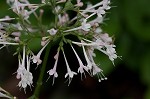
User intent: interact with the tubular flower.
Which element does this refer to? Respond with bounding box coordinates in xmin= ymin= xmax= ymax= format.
xmin=70 ymin=44 xmax=88 ymax=79
xmin=47 ymin=28 xmax=57 ymax=36
xmin=0 ymin=0 xmax=118 ymax=92
xmin=8 ymin=0 xmax=38 ymax=20
xmin=62 ymin=50 xmax=77 ymax=85
xmin=17 ymin=46 xmax=33 ymax=91
xmin=47 ymin=49 xmax=60 ymax=85
xmin=32 ymin=41 xmax=50 ymax=66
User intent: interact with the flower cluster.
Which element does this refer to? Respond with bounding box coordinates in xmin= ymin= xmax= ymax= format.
xmin=0 ymin=0 xmax=118 ymax=91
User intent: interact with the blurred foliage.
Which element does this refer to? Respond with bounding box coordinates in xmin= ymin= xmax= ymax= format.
xmin=108 ymin=0 xmax=150 ymax=98
xmin=0 ymin=0 xmax=150 ymax=99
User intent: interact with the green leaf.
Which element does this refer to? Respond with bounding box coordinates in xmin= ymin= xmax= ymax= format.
xmin=28 ymin=38 xmax=41 ymax=52
xmin=63 ymin=0 xmax=74 ymax=11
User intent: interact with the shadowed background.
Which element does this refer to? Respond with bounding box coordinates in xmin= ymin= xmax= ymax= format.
xmin=0 ymin=0 xmax=150 ymax=99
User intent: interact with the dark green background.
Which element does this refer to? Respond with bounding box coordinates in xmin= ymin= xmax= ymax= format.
xmin=0 ymin=0 xmax=150 ymax=99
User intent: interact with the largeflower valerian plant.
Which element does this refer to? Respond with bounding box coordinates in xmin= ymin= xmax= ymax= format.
xmin=0 ymin=0 xmax=118 ymax=98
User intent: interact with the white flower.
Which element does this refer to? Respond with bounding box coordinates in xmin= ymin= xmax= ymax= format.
xmin=81 ymin=7 xmax=105 ymax=20
xmin=11 ymin=0 xmax=24 ymax=13
xmin=73 ymin=34 xmax=118 ymax=66
xmin=72 ymin=40 xmax=97 ymax=46
xmin=92 ymin=33 xmax=118 ymax=64
xmin=16 ymin=46 xmax=26 ymax=79
xmin=65 ymin=71 xmax=77 ymax=86
xmin=102 ymin=0 xmax=111 ymax=10
xmin=94 ymin=41 xmax=117 ymax=64
xmin=41 ymin=38 xmax=49 ymax=46
xmin=96 ymin=7 xmax=105 ymax=17
xmin=0 ymin=29 xmax=19 ymax=49
xmin=47 ymin=28 xmax=57 ymax=36
xmin=92 ymin=64 xmax=102 ymax=75
xmin=82 ymin=44 xmax=92 ymax=70
xmin=0 ymin=23 xmax=3 ymax=29
xmin=86 ymin=48 xmax=108 ymax=82
xmin=86 ymin=1 xmax=103 ymax=10
xmin=86 ymin=47 xmax=96 ymax=58
xmin=64 ymin=19 xmax=91 ymax=32
xmin=100 ymin=33 xmax=112 ymax=43
xmin=105 ymin=45 xmax=117 ymax=64
xmin=16 ymin=59 xmax=26 ymax=79
xmin=18 ymin=70 xmax=33 ymax=90
xmin=88 ymin=17 xmax=103 ymax=26
xmin=86 ymin=0 xmax=110 ymax=10
xmin=32 ymin=54 xmax=42 ymax=66
xmin=92 ymin=64 xmax=107 ymax=82
xmin=0 ymin=32 xmax=6 ymax=42
xmin=11 ymin=32 xmax=21 ymax=37
xmin=56 ymin=0 xmax=66 ymax=4
xmin=81 ymin=19 xmax=91 ymax=31
xmin=21 ymin=8 xmax=38 ymax=20
xmin=32 ymin=41 xmax=49 ymax=66
xmin=62 ymin=50 xmax=77 ymax=85
xmin=4 ymin=0 xmax=116 ymax=88
xmin=41 ymin=0 xmax=46 ymax=4
xmin=47 ymin=49 xmax=59 ymax=85
xmin=70 ymin=44 xmax=88 ymax=79
xmin=12 ymin=23 xmax=22 ymax=30
xmin=86 ymin=47 xmax=103 ymax=78
xmin=72 ymin=40 xmax=109 ymax=82
xmin=75 ymin=0 xmax=83 ymax=7
xmin=88 ymin=0 xmax=111 ymax=18
xmin=22 ymin=6 xmax=39 ymax=20
xmin=6 ymin=0 xmax=14 ymax=5
xmin=95 ymin=28 xmax=102 ymax=33
xmin=58 ymin=13 xmax=69 ymax=25
xmin=0 ymin=16 xmax=15 ymax=22
xmin=10 ymin=0 xmax=38 ymax=20
xmin=79 ymin=0 xmax=111 ymax=21
xmin=16 ymin=46 xmax=33 ymax=91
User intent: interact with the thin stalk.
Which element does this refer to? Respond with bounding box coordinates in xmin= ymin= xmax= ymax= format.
xmin=28 ymin=43 xmax=51 ymax=99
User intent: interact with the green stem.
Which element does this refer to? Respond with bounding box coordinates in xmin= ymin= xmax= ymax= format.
xmin=28 ymin=44 xmax=51 ymax=99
